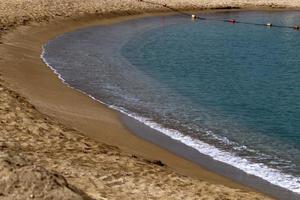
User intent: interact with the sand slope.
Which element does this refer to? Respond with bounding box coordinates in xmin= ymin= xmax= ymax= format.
xmin=0 ymin=78 xmax=271 ymax=199
xmin=0 ymin=152 xmax=93 ymax=200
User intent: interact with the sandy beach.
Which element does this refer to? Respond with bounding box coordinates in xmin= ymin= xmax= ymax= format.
xmin=1 ymin=0 xmax=299 ymax=199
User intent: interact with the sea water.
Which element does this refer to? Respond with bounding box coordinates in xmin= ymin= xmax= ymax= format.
xmin=42 ymin=11 xmax=300 ymax=193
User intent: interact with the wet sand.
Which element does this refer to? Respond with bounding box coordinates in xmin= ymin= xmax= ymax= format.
xmin=1 ymin=0 xmax=299 ymax=199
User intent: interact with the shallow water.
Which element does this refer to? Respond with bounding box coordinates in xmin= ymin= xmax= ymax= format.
xmin=43 ymin=11 xmax=300 ymax=193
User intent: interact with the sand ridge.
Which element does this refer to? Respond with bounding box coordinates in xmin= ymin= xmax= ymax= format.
xmin=0 ymin=152 xmax=94 ymax=200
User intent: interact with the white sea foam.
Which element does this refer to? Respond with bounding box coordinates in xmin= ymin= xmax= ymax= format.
xmin=111 ymin=105 xmax=300 ymax=194
xmin=41 ymin=46 xmax=300 ymax=194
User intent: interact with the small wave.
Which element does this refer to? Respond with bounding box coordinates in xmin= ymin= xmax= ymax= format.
xmin=41 ymin=46 xmax=300 ymax=194
xmin=110 ymin=105 xmax=300 ymax=194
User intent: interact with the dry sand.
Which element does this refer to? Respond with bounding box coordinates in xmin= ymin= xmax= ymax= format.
xmin=0 ymin=0 xmax=298 ymax=199
xmin=1 ymin=0 xmax=300 ymax=31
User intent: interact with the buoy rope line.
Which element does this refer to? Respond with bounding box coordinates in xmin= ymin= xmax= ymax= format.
xmin=136 ymin=0 xmax=300 ymax=30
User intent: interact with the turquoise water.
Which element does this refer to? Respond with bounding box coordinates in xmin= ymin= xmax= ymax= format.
xmin=43 ymin=11 xmax=300 ymax=192
xmin=122 ymin=11 xmax=300 ymax=172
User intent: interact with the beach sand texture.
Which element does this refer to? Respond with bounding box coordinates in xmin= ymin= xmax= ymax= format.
xmin=0 ymin=78 xmax=272 ymax=199
xmin=1 ymin=0 xmax=300 ymax=30
xmin=0 ymin=0 xmax=298 ymax=199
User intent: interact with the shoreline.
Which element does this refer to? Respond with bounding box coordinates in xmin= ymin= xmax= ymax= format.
xmin=1 ymin=1 xmax=299 ymax=198
xmin=1 ymin=11 xmax=249 ymax=188
xmin=40 ymin=12 xmax=300 ymax=199
xmin=121 ymin=109 xmax=300 ymax=200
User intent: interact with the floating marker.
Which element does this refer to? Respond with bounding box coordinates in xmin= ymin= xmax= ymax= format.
xmin=293 ymin=25 xmax=300 ymax=30
xmin=266 ymin=23 xmax=272 ymax=27
xmin=191 ymin=14 xmax=197 ymax=20
xmin=228 ymin=19 xmax=236 ymax=23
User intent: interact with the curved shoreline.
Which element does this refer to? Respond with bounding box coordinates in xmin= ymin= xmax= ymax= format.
xmin=40 ymin=12 xmax=300 ymax=199
xmin=1 ymin=12 xmax=247 ymax=184
xmin=0 ymin=2 xmax=299 ymax=198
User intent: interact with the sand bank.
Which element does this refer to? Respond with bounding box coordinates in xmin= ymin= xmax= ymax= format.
xmin=0 ymin=0 xmax=298 ymax=199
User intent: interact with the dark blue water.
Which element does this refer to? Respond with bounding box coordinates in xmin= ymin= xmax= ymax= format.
xmin=43 ymin=11 xmax=300 ymax=192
